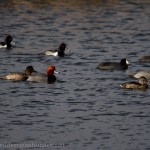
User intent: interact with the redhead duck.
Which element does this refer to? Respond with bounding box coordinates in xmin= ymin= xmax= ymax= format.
xmin=27 ymin=66 xmax=57 ymax=83
xmin=41 ymin=43 xmax=69 ymax=56
xmin=120 ymin=77 xmax=148 ymax=90
xmin=139 ymin=56 xmax=150 ymax=62
xmin=0 ymin=66 xmax=35 ymax=81
xmin=97 ymin=58 xmax=129 ymax=70
xmin=0 ymin=35 xmax=15 ymax=48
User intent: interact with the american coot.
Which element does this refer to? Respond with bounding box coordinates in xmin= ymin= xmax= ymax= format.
xmin=27 ymin=66 xmax=58 ymax=83
xmin=139 ymin=56 xmax=150 ymax=62
xmin=120 ymin=76 xmax=148 ymax=90
xmin=0 ymin=66 xmax=36 ymax=81
xmin=40 ymin=43 xmax=69 ymax=56
xmin=97 ymin=58 xmax=129 ymax=70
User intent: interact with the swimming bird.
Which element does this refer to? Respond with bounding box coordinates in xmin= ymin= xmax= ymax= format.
xmin=41 ymin=43 xmax=69 ymax=56
xmin=27 ymin=66 xmax=57 ymax=83
xmin=0 ymin=35 xmax=15 ymax=48
xmin=0 ymin=66 xmax=35 ymax=81
xmin=97 ymin=58 xmax=129 ymax=70
xmin=120 ymin=77 xmax=148 ymax=90
xmin=139 ymin=56 xmax=150 ymax=62
xmin=130 ymin=70 xmax=150 ymax=79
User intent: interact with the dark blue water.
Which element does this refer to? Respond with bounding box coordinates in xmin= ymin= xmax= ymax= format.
xmin=0 ymin=0 xmax=150 ymax=150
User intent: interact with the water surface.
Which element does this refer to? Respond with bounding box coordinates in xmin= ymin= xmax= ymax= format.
xmin=0 ymin=0 xmax=150 ymax=150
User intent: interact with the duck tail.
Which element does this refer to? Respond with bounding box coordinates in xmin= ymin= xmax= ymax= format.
xmin=38 ymin=52 xmax=44 ymax=55
xmin=38 ymin=50 xmax=46 ymax=55
xmin=127 ymin=72 xmax=137 ymax=79
xmin=0 ymin=75 xmax=6 ymax=79
xmin=120 ymin=83 xmax=126 ymax=88
xmin=129 ymin=74 xmax=135 ymax=79
xmin=119 ymin=84 xmax=123 ymax=87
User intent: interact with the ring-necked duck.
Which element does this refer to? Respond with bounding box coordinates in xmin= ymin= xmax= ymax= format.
xmin=40 ymin=43 xmax=69 ymax=56
xmin=0 ymin=35 xmax=15 ymax=48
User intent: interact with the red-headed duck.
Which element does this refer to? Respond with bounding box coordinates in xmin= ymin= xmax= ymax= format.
xmin=27 ymin=66 xmax=58 ymax=83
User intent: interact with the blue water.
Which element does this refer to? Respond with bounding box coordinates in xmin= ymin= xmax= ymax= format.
xmin=0 ymin=0 xmax=150 ymax=150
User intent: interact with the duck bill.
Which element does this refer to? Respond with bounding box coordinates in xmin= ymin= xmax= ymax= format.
xmin=33 ymin=70 xmax=37 ymax=73
xmin=126 ymin=60 xmax=129 ymax=64
xmin=11 ymin=41 xmax=15 ymax=45
xmin=65 ymin=47 xmax=70 ymax=51
xmin=54 ymin=70 xmax=59 ymax=74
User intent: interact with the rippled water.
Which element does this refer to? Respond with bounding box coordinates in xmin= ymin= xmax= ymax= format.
xmin=0 ymin=0 xmax=150 ymax=150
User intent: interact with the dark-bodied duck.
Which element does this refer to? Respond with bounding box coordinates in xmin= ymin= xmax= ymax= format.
xmin=97 ymin=58 xmax=129 ymax=70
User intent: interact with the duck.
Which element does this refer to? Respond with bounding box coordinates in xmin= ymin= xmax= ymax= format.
xmin=0 ymin=66 xmax=35 ymax=81
xmin=130 ymin=70 xmax=150 ymax=79
xmin=40 ymin=43 xmax=69 ymax=56
xmin=97 ymin=58 xmax=129 ymax=70
xmin=139 ymin=56 xmax=150 ymax=62
xmin=0 ymin=35 xmax=15 ymax=48
xmin=120 ymin=76 xmax=148 ymax=90
xmin=27 ymin=66 xmax=57 ymax=83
